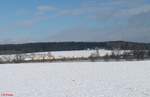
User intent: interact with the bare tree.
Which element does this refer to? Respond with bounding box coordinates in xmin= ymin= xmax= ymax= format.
xmin=13 ymin=54 xmax=25 ymax=63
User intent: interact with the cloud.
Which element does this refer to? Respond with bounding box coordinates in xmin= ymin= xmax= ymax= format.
xmin=49 ymin=23 xmax=150 ymax=43
xmin=1 ymin=16 xmax=49 ymax=32
xmin=82 ymin=0 xmax=150 ymax=20
xmin=49 ymin=27 xmax=106 ymax=42
xmin=114 ymin=4 xmax=150 ymax=17
xmin=51 ymin=0 xmax=131 ymax=20
xmin=37 ymin=5 xmax=57 ymax=15
xmin=51 ymin=0 xmax=150 ymax=21
xmin=40 ymin=0 xmax=150 ymax=43
xmin=17 ymin=15 xmax=49 ymax=28
xmin=1 ymin=0 xmax=150 ymax=43
xmin=49 ymin=2 xmax=150 ymax=42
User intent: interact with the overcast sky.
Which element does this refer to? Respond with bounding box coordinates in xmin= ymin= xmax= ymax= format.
xmin=0 ymin=0 xmax=150 ymax=44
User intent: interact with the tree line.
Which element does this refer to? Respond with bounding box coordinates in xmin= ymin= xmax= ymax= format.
xmin=0 ymin=49 xmax=150 ymax=64
xmin=89 ymin=49 xmax=150 ymax=61
xmin=0 ymin=41 xmax=150 ymax=55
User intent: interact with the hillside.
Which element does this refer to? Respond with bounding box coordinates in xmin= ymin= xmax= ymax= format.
xmin=0 ymin=41 xmax=150 ymax=55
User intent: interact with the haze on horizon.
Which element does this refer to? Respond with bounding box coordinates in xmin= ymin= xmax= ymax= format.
xmin=0 ymin=0 xmax=150 ymax=44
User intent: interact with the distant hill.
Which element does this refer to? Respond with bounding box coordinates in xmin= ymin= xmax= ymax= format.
xmin=0 ymin=41 xmax=150 ymax=55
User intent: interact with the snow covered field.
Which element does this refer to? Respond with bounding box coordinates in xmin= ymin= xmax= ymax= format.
xmin=0 ymin=61 xmax=150 ymax=97
xmin=0 ymin=49 xmax=130 ymax=62
xmin=0 ymin=50 xmax=109 ymax=62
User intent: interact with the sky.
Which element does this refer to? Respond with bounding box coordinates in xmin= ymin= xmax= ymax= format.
xmin=0 ymin=0 xmax=150 ymax=44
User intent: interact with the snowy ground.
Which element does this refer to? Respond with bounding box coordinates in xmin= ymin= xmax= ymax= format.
xmin=0 ymin=49 xmax=131 ymax=62
xmin=0 ymin=61 xmax=150 ymax=97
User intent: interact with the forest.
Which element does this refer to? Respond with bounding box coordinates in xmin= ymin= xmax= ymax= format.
xmin=0 ymin=41 xmax=150 ymax=55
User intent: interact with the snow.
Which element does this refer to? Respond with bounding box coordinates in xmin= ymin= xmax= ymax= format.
xmin=51 ymin=49 xmax=112 ymax=58
xmin=0 ymin=61 xmax=150 ymax=97
xmin=0 ymin=49 xmax=131 ymax=62
xmin=31 ymin=49 xmax=113 ymax=59
xmin=39 ymin=49 xmax=130 ymax=57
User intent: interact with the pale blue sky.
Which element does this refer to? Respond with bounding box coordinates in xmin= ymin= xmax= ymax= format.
xmin=0 ymin=0 xmax=150 ymax=43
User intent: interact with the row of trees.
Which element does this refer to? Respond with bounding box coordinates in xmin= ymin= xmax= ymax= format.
xmin=0 ymin=52 xmax=54 ymax=63
xmin=89 ymin=49 xmax=150 ymax=61
xmin=0 ymin=49 xmax=150 ymax=63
